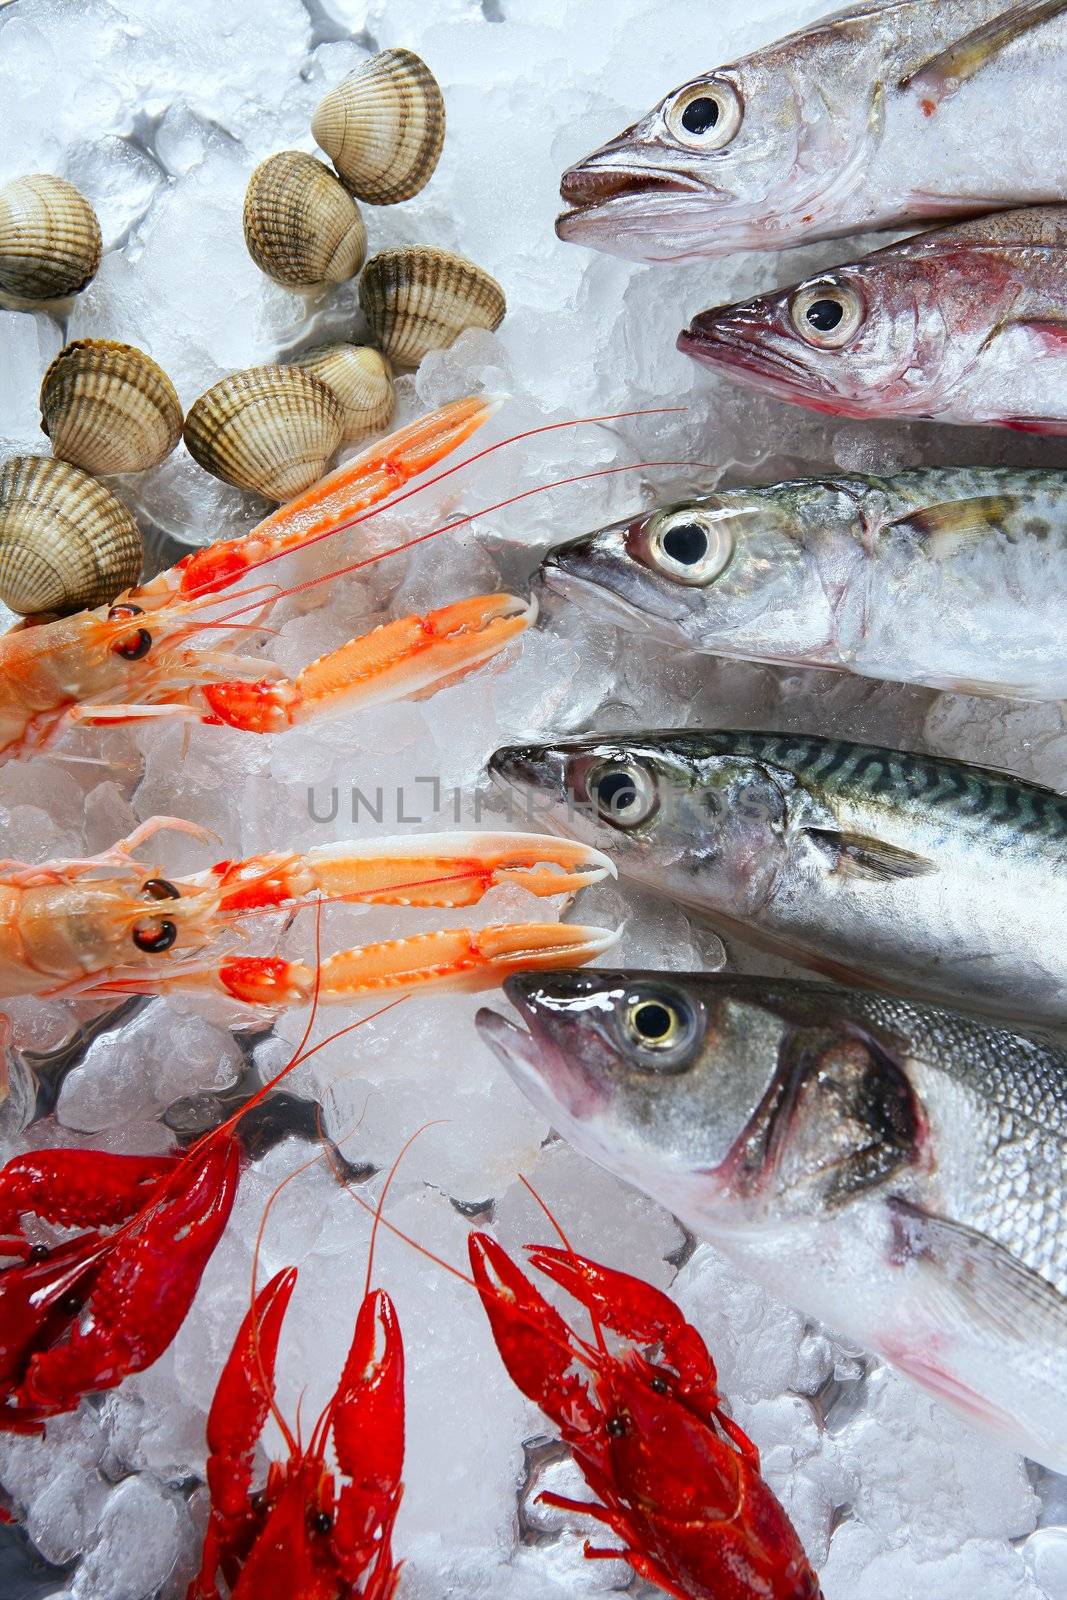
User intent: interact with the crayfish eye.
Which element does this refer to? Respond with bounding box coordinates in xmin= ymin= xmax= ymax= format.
xmin=29 ymin=1244 xmax=49 ymax=1263
xmin=606 ymin=1413 xmax=629 ymax=1439
xmin=60 ymin=1292 xmax=83 ymax=1316
xmin=650 ymin=1374 xmax=669 ymax=1395
xmin=141 ymin=878 xmax=180 ymax=902
xmin=310 ymin=1510 xmax=333 ymax=1535
xmin=250 ymin=1491 xmax=268 ymax=1513
xmin=132 ymin=918 xmax=178 ymax=954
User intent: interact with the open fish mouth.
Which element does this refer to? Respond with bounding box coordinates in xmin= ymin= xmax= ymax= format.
xmin=540 ymin=556 xmax=668 ymax=634
xmin=475 ymin=993 xmax=612 ymax=1124
xmin=679 ymin=310 xmax=836 ymax=402
xmin=560 ymin=164 xmax=700 ymax=209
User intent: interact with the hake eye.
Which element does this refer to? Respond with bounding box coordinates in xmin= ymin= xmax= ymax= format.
xmin=588 ymin=760 xmax=658 ymax=829
xmin=789 ymin=280 xmax=865 ymax=348
xmin=647 ymin=508 xmax=734 ymax=586
xmin=665 ymin=78 xmax=743 ymax=150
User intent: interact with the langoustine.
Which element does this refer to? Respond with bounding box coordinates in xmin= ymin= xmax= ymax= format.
xmin=542 ymin=468 xmax=1067 ymax=699
xmin=557 ymin=0 xmax=1067 ymax=260
xmin=0 ymin=396 xmax=529 ymax=761
xmin=679 ymin=207 xmax=1067 ymax=433
xmin=477 ymin=968 xmax=1067 ymax=1474
xmin=0 ymin=818 xmax=617 ymax=1009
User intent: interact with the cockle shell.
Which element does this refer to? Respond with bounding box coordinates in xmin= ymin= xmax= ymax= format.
xmin=243 ymin=151 xmax=367 ymax=289
xmin=312 ymin=48 xmax=445 ymax=206
xmin=183 ymin=366 xmax=346 ymax=502
xmin=0 ymin=175 xmax=102 ymax=304
xmin=0 ymin=456 xmax=142 ymax=615
xmin=291 ymin=345 xmax=395 ymax=442
xmin=40 ymin=340 xmax=184 ymax=476
xmin=358 ymin=247 xmax=506 ymax=370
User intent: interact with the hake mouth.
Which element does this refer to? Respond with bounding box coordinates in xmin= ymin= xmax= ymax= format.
xmin=559 ymin=164 xmax=699 ymax=215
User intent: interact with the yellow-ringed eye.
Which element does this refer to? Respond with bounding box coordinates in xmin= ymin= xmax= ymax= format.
xmin=621 ymin=987 xmax=701 ymax=1071
xmin=664 ymin=78 xmax=743 ymax=151
xmin=588 ymin=760 xmax=658 ymax=829
xmin=627 ymin=998 xmax=682 ymax=1046
xmin=647 ymin=507 xmax=734 ymax=586
xmin=789 ymin=280 xmax=865 ymax=348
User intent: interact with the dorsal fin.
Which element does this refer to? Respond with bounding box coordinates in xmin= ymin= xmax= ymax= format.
xmin=899 ymin=0 xmax=1067 ymax=103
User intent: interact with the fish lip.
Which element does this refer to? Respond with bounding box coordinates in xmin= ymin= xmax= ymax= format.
xmin=679 ymin=310 xmax=832 ymax=396
xmin=540 ymin=554 xmax=668 ymax=635
xmin=560 ymin=162 xmax=703 ymax=210
xmin=475 ymin=994 xmax=611 ymax=1122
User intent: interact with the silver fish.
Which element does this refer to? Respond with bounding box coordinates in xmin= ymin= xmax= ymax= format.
xmin=488 ymin=730 xmax=1067 ymax=1024
xmin=541 ymin=469 xmax=1067 ymax=699
xmin=558 ymin=0 xmax=1067 ymax=261
xmin=679 ymin=207 xmax=1067 ymax=432
xmin=477 ymin=968 xmax=1067 ymax=1470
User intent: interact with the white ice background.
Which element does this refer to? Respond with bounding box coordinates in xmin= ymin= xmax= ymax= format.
xmin=0 ymin=0 xmax=1065 ymax=1596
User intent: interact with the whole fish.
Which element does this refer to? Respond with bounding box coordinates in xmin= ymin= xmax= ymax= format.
xmin=679 ymin=207 xmax=1067 ymax=432
xmin=541 ymin=469 xmax=1067 ymax=699
xmin=488 ymin=730 xmax=1067 ymax=1024
xmin=557 ymin=0 xmax=1067 ymax=260
xmin=476 ymin=969 xmax=1067 ymax=1472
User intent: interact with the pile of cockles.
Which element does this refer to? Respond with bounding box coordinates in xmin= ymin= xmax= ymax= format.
xmin=1 ymin=3 xmax=1067 ymax=1599
xmin=0 ymin=46 xmax=505 ymax=618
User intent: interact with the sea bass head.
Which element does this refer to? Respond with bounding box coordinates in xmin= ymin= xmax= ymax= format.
xmin=488 ymin=730 xmax=794 ymax=918
xmin=476 ymin=969 xmax=922 ymax=1225
xmin=556 ymin=18 xmax=887 ymax=260
xmin=540 ymin=485 xmax=847 ymax=658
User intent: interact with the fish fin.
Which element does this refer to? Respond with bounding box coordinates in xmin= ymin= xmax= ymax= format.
xmin=885 ymin=496 xmax=1019 ymax=559
xmin=899 ymin=0 xmax=1067 ymax=107
xmin=887 ymin=1198 xmax=1067 ymax=1350
xmin=805 ymin=828 xmax=936 ymax=882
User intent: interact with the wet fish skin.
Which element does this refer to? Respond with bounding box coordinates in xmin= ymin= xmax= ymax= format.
xmin=476 ymin=968 xmax=1067 ymax=1469
xmin=679 ymin=207 xmax=1067 ymax=432
xmin=541 ymin=468 xmax=1067 ymax=699
xmin=558 ymin=0 xmax=1067 ymax=261
xmin=488 ymin=729 xmax=1067 ymax=1023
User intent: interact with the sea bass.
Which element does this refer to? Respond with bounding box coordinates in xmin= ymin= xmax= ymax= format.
xmin=476 ymin=969 xmax=1067 ymax=1471
xmin=541 ymin=469 xmax=1067 ymax=699
xmin=557 ymin=0 xmax=1067 ymax=261
xmin=679 ymin=207 xmax=1067 ymax=432
xmin=488 ymin=730 xmax=1067 ymax=1024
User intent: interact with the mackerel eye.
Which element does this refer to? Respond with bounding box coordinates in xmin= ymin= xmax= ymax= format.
xmin=647 ymin=508 xmax=733 ymax=586
xmin=790 ymin=281 xmax=865 ymax=348
xmin=665 ymin=78 xmax=743 ymax=150
xmin=588 ymin=760 xmax=658 ymax=829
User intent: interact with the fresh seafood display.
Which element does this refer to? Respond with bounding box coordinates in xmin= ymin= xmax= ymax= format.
xmin=679 ymin=207 xmax=1067 ymax=433
xmin=470 ymin=1215 xmax=822 ymax=1598
xmin=359 ymin=247 xmax=507 ymax=370
xmin=313 ymin=47 xmax=445 ymax=205
xmin=0 ymin=454 xmax=142 ymax=615
xmin=488 ymin=730 xmax=1067 ymax=1023
xmin=542 ymin=468 xmax=1067 ymax=698
xmin=0 ymin=822 xmax=616 ymax=1006
xmin=291 ymin=343 xmax=396 ymax=442
xmin=39 ymin=339 xmax=183 ymax=476
xmin=189 ymin=1265 xmax=404 ymax=1600
xmin=0 ymin=397 xmax=529 ymax=759
xmin=477 ymin=970 xmax=1067 ymax=1473
xmin=557 ymin=0 xmax=1067 ymax=260
xmin=243 ymin=150 xmax=368 ymax=289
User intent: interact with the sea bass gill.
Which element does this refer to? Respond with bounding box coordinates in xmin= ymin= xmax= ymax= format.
xmin=488 ymin=730 xmax=1067 ymax=1025
xmin=541 ymin=469 xmax=1067 ymax=700
xmin=558 ymin=0 xmax=1067 ymax=260
xmin=476 ymin=969 xmax=1067 ymax=1471
xmin=679 ymin=207 xmax=1067 ymax=433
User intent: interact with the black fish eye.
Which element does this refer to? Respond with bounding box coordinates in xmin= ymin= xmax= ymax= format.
xmin=661 ymin=521 xmax=708 ymax=566
xmin=588 ymin=760 xmax=658 ymax=828
xmin=806 ymin=298 xmax=844 ymax=332
xmin=681 ymin=96 xmax=719 ymax=135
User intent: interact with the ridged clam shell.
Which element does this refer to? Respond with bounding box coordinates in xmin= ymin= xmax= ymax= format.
xmin=0 ymin=175 xmax=102 ymax=303
xmin=292 ymin=345 xmax=395 ymax=442
xmin=358 ymin=247 xmax=506 ymax=370
xmin=312 ymin=48 xmax=445 ymax=206
xmin=183 ymin=366 xmax=346 ymax=502
xmin=243 ymin=152 xmax=367 ymax=289
xmin=40 ymin=340 xmax=183 ymax=476
xmin=0 ymin=456 xmax=142 ymax=615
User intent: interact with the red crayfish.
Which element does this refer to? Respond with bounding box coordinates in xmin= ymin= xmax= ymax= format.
xmin=188 ymin=1133 xmax=411 ymax=1598
xmin=468 ymin=1188 xmax=823 ymax=1600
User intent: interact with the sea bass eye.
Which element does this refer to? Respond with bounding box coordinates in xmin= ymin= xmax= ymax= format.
xmin=623 ymin=987 xmax=700 ymax=1069
xmin=790 ymin=281 xmax=865 ymax=348
xmin=648 ymin=508 xmax=734 ymax=586
xmin=588 ymin=760 xmax=658 ymax=829
xmin=665 ymin=78 xmax=743 ymax=151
